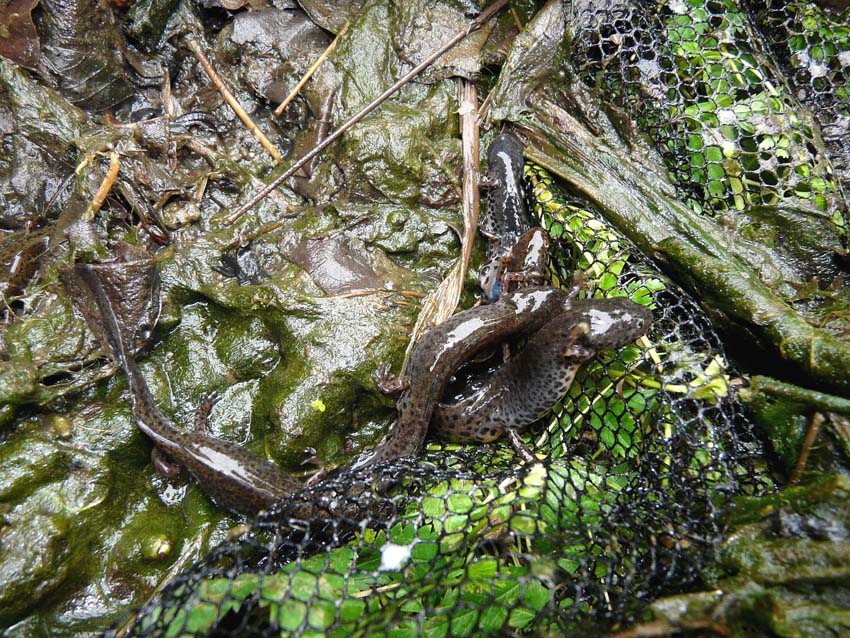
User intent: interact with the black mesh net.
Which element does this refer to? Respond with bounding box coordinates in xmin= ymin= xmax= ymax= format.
xmin=114 ymin=0 xmax=850 ymax=636
xmin=568 ymin=0 xmax=848 ymax=229
xmin=748 ymin=2 xmax=850 ymax=194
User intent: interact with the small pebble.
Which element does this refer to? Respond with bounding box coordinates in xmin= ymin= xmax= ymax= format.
xmin=142 ymin=535 xmax=173 ymax=561
xmin=45 ymin=414 xmax=73 ymax=439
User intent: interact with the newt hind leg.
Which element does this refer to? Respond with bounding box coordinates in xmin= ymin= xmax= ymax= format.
xmin=373 ymin=364 xmax=409 ymax=395
xmin=151 ymin=447 xmax=184 ymax=478
xmin=504 ymin=429 xmax=537 ymax=464
xmin=302 ymin=447 xmax=328 ymax=486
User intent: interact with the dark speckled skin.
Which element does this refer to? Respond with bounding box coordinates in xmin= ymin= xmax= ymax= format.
xmin=431 ymin=298 xmax=653 ymax=444
xmin=352 ymin=286 xmax=576 ymax=468
xmin=479 ymin=132 xmax=539 ymax=304
xmin=72 ymin=264 xmax=301 ymax=516
xmin=0 ymin=228 xmax=49 ymax=303
xmin=481 ymin=132 xmax=528 ymax=250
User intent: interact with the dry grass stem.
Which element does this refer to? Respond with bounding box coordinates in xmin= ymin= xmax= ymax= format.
xmin=477 ymin=87 xmax=494 ymax=122
xmin=402 ymin=78 xmax=480 ymax=370
xmin=186 ymin=39 xmax=283 ymax=162
xmin=274 ymin=20 xmax=350 ymax=117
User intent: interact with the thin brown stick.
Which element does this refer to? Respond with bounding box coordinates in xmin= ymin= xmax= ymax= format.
xmin=477 ymin=87 xmax=494 ymax=122
xmin=84 ymin=151 xmax=120 ymax=220
xmin=186 ymin=39 xmax=283 ymax=163
xmin=222 ymin=0 xmax=509 ymax=226
xmin=274 ymin=21 xmax=349 ymax=117
xmin=510 ymin=7 xmax=524 ymax=31
xmin=221 ymin=221 xmax=289 ymax=252
xmin=611 ymin=620 xmax=728 ymax=638
xmin=789 ymin=412 xmax=825 ymax=486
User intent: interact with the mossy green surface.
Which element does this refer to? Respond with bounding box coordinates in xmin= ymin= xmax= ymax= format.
xmin=2 ymin=1 xmax=849 ymax=636
xmin=650 ymin=475 xmax=850 ymax=638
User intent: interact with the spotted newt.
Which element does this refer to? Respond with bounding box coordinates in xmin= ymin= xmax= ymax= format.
xmin=352 ymin=285 xmax=578 ymax=468
xmin=0 ymin=227 xmax=50 ymax=315
xmin=479 ymin=132 xmax=548 ymax=303
xmin=431 ymin=297 xmax=652 ymax=461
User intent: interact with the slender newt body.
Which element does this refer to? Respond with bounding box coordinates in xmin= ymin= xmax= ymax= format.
xmin=481 ymin=132 xmax=528 ymax=249
xmin=431 ymin=298 xmax=652 ymax=456
xmin=68 ymin=263 xmax=301 ymax=516
xmin=479 ymin=132 xmax=548 ymax=303
xmin=352 ymin=285 xmax=576 ymax=467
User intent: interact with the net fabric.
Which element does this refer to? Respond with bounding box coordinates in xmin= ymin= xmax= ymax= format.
xmin=746 ymin=1 xmax=850 ymax=197
xmin=122 ymin=160 xmax=760 ymax=637
xmin=566 ymin=0 xmax=848 ymax=231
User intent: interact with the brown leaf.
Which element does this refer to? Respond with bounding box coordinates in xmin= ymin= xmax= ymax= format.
xmin=0 ymin=0 xmax=41 ymax=70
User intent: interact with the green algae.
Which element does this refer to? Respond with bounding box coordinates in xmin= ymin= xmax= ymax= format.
xmin=646 ymin=475 xmax=850 ymax=638
xmin=1 ymin=1 xmax=848 ymax=636
xmin=740 ymin=375 xmax=850 ymax=475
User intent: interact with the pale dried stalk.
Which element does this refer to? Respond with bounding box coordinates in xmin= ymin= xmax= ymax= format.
xmin=186 ymin=39 xmax=283 ymax=163
xmin=223 ymin=0 xmax=509 ymax=226
xmin=84 ymin=151 xmax=120 ymax=221
xmin=274 ymin=20 xmax=349 ymax=117
xmin=402 ymin=79 xmax=480 ymax=371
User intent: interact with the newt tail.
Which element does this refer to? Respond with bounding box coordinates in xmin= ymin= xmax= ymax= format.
xmin=64 ymin=262 xmax=301 ymax=516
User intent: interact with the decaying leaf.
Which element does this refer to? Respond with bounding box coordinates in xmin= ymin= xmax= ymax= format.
xmin=0 ymin=0 xmax=41 ymax=70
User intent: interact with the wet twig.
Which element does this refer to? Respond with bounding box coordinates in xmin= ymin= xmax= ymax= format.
xmin=221 ymin=221 xmax=290 ymax=252
xmin=510 ymin=8 xmax=524 ymax=31
xmin=274 ymin=20 xmax=349 ymax=118
xmin=789 ymin=412 xmax=825 ymax=486
xmin=477 ymin=88 xmax=494 ymax=121
xmin=610 ymin=619 xmax=728 ymax=638
xmin=327 ymin=289 xmax=427 ymax=300
xmin=186 ymin=39 xmax=283 ymax=163
xmin=83 ymin=151 xmax=120 ymax=221
xmin=223 ymin=0 xmax=510 ymax=226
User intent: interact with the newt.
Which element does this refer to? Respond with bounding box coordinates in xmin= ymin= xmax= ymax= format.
xmin=65 ymin=262 xmax=301 ymax=516
xmin=431 ymin=297 xmax=653 ymax=461
xmin=0 ymin=226 xmax=50 ymax=317
xmin=479 ymin=132 xmax=548 ymax=303
xmin=352 ymin=285 xmax=578 ymax=468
